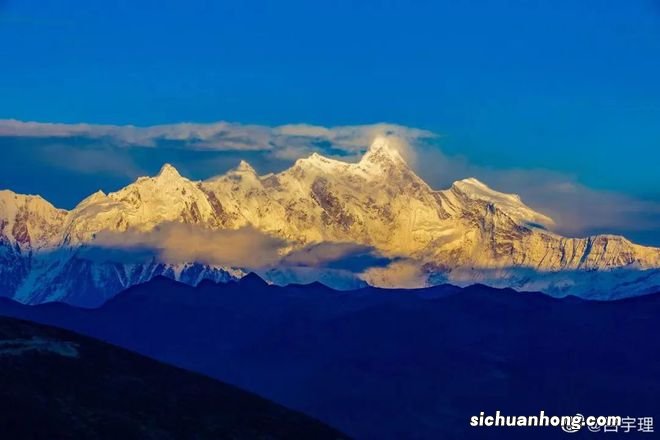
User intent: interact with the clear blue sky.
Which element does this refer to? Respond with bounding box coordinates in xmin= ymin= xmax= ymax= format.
xmin=1 ymin=0 xmax=659 ymax=242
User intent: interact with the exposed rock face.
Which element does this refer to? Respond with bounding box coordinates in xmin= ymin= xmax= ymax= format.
xmin=1 ymin=136 xmax=659 ymax=305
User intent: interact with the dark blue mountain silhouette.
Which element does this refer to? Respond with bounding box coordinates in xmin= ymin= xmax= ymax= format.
xmin=1 ymin=276 xmax=658 ymax=439
xmin=0 ymin=315 xmax=346 ymax=439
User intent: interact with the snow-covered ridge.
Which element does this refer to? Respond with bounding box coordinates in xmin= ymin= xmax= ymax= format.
xmin=1 ymin=136 xmax=660 ymax=305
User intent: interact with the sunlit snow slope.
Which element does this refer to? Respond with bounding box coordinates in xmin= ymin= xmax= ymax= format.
xmin=1 ymin=136 xmax=659 ymax=305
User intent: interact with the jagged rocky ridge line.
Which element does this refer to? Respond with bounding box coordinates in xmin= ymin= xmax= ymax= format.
xmin=1 ymin=136 xmax=659 ymax=305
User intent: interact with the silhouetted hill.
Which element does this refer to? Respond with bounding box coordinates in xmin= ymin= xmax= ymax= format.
xmin=0 ymin=316 xmax=346 ymax=440
xmin=1 ymin=279 xmax=659 ymax=439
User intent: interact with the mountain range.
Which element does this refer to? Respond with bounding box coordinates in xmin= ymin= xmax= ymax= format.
xmin=2 ymin=135 xmax=660 ymax=306
xmin=1 ymin=276 xmax=658 ymax=439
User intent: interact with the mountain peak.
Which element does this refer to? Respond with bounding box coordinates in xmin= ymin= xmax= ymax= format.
xmin=360 ymin=136 xmax=408 ymax=168
xmin=0 ymin=190 xmax=63 ymax=214
xmin=155 ymin=163 xmax=182 ymax=180
xmin=450 ymin=177 xmax=555 ymax=227
xmin=293 ymin=152 xmax=346 ymax=171
xmin=76 ymin=190 xmax=107 ymax=208
xmin=235 ymin=160 xmax=257 ymax=174
xmin=456 ymin=177 xmax=488 ymax=188
xmin=237 ymin=272 xmax=269 ymax=288
xmin=452 ymin=177 xmax=519 ymax=201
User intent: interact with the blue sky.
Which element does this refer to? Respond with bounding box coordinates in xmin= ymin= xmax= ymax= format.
xmin=1 ymin=0 xmax=659 ymax=244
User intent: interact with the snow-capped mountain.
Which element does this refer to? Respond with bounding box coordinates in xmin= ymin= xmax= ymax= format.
xmin=1 ymin=136 xmax=659 ymax=305
xmin=0 ymin=188 xmax=240 ymax=306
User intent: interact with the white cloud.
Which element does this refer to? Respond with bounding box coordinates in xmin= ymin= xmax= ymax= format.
xmin=275 ymin=123 xmax=433 ymax=152
xmin=0 ymin=119 xmax=435 ymax=159
xmin=90 ymin=224 xmax=287 ymax=268
xmin=361 ymin=260 xmax=428 ymax=289
xmin=87 ymin=224 xmax=394 ymax=273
